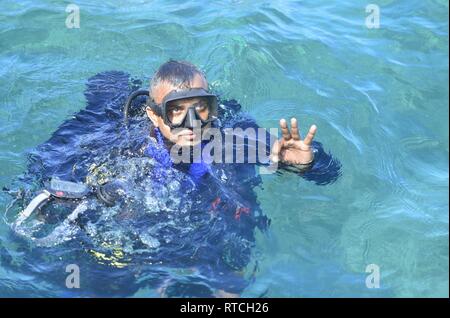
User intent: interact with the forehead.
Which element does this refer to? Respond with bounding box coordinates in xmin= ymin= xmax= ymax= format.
xmin=152 ymin=74 xmax=207 ymax=104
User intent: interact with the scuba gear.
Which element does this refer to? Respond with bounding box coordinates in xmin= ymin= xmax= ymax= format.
xmin=123 ymin=88 xmax=218 ymax=128
xmin=95 ymin=180 xmax=127 ymax=207
xmin=13 ymin=191 xmax=52 ymax=228
xmin=12 ymin=178 xmax=124 ymax=230
xmin=13 ymin=179 xmax=91 ymax=228
xmin=152 ymin=88 xmax=218 ymax=128
xmin=46 ymin=178 xmax=91 ymax=199
xmin=123 ymin=90 xmax=150 ymax=124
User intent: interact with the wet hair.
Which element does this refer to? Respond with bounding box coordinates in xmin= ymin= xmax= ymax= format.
xmin=150 ymin=60 xmax=207 ymax=97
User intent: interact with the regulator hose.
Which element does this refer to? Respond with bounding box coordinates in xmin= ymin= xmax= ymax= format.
xmin=123 ymin=89 xmax=150 ymax=124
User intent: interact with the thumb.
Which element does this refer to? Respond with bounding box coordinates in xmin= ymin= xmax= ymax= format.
xmin=270 ymin=139 xmax=283 ymax=163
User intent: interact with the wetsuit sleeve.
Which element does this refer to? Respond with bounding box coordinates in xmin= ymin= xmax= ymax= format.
xmin=264 ymin=124 xmax=342 ymax=184
xmin=276 ymin=140 xmax=342 ymax=185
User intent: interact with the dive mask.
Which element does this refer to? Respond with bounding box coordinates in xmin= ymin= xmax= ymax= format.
xmin=124 ymin=88 xmax=218 ymax=129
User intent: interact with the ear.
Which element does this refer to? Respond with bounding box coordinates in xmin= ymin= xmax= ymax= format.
xmin=146 ymin=106 xmax=159 ymax=127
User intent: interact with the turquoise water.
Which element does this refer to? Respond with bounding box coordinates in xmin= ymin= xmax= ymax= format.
xmin=0 ymin=0 xmax=448 ymax=297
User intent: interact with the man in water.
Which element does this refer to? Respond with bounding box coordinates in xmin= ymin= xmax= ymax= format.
xmin=7 ymin=62 xmax=340 ymax=297
xmin=136 ymin=60 xmax=340 ymax=296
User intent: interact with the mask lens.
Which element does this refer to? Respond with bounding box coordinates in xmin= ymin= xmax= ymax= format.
xmin=166 ymin=103 xmax=186 ymax=125
xmin=166 ymin=98 xmax=211 ymax=125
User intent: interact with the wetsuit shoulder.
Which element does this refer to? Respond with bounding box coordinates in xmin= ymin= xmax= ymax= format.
xmin=27 ymin=71 xmax=136 ymax=182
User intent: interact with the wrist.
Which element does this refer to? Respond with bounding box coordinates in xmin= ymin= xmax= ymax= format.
xmin=284 ymin=149 xmax=315 ymax=165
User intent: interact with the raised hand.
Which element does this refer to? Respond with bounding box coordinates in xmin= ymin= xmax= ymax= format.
xmin=270 ymin=118 xmax=317 ymax=165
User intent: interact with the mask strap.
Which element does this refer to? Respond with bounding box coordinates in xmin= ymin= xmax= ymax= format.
xmin=147 ymin=100 xmax=163 ymax=117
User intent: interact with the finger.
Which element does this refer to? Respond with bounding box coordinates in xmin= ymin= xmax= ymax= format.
xmin=280 ymin=119 xmax=291 ymax=141
xmin=303 ymin=125 xmax=317 ymax=146
xmin=290 ymin=118 xmax=301 ymax=141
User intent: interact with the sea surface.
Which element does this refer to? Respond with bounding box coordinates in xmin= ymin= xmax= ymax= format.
xmin=0 ymin=0 xmax=448 ymax=297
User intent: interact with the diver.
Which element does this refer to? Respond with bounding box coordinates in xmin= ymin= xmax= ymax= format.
xmin=6 ymin=60 xmax=341 ymax=297
xmin=131 ymin=60 xmax=341 ymax=296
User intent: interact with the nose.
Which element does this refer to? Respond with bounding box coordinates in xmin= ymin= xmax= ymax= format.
xmin=184 ymin=108 xmax=201 ymax=129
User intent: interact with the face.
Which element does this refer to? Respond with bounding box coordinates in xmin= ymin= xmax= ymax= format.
xmin=146 ymin=74 xmax=208 ymax=147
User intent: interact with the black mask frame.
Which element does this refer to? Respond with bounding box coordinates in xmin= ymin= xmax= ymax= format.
xmin=123 ymin=88 xmax=218 ymax=129
xmin=148 ymin=88 xmax=218 ymax=129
